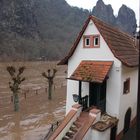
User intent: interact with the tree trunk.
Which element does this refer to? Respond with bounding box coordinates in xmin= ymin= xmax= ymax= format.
xmin=14 ymin=93 xmax=19 ymax=112
xmin=48 ymin=81 xmax=52 ymax=100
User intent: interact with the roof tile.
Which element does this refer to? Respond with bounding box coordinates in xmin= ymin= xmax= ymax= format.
xmin=69 ymin=61 xmax=113 ymax=83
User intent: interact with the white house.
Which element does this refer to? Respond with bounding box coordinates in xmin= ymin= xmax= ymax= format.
xmin=48 ymin=16 xmax=139 ymax=140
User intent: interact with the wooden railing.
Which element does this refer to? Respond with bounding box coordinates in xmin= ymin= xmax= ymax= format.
xmin=48 ymin=109 xmax=78 ymax=140
xmin=44 ymin=121 xmax=60 ymax=140
xmin=79 ymin=95 xmax=88 ymax=111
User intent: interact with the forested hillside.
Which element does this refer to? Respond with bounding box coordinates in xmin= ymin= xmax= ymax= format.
xmin=0 ymin=0 xmax=137 ymax=61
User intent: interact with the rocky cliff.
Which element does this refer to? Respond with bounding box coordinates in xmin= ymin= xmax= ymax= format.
xmin=92 ymin=0 xmax=116 ymax=25
xmin=116 ymin=4 xmax=137 ymax=34
xmin=92 ymin=0 xmax=137 ymax=34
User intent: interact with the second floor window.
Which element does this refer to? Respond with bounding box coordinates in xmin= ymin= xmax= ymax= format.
xmin=83 ymin=35 xmax=100 ymax=48
xmin=85 ymin=37 xmax=90 ymax=47
xmin=94 ymin=36 xmax=99 ymax=47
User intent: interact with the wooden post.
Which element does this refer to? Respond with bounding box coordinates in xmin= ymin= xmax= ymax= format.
xmin=11 ymin=95 xmax=13 ymax=102
xmin=51 ymin=124 xmax=53 ymax=131
xmin=78 ymin=81 xmax=82 ymax=104
xmin=57 ymin=121 xmax=59 ymax=126
xmin=35 ymin=90 xmax=38 ymax=95
xmin=45 ymin=87 xmax=47 ymax=93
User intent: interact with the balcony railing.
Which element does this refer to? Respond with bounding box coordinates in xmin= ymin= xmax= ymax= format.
xmin=79 ymin=95 xmax=88 ymax=111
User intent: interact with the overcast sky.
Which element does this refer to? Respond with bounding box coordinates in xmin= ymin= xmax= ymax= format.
xmin=66 ymin=0 xmax=139 ymax=26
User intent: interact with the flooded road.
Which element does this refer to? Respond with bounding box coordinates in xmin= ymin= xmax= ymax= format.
xmin=0 ymin=61 xmax=67 ymax=140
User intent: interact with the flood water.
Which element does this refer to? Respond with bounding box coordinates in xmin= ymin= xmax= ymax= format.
xmin=0 ymin=61 xmax=67 ymax=140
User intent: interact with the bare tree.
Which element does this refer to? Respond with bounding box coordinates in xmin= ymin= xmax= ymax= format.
xmin=42 ymin=69 xmax=57 ymax=100
xmin=7 ymin=66 xmax=25 ymax=111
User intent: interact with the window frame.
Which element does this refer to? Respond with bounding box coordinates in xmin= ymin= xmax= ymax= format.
xmin=93 ymin=35 xmax=100 ymax=48
xmin=85 ymin=37 xmax=90 ymax=47
xmin=83 ymin=35 xmax=91 ymax=48
xmin=83 ymin=35 xmax=100 ymax=48
xmin=123 ymin=78 xmax=130 ymax=94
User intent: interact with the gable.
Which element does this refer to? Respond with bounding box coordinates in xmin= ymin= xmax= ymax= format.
xmin=58 ymin=16 xmax=139 ymax=67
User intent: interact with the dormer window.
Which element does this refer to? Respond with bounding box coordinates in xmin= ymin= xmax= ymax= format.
xmin=83 ymin=35 xmax=100 ymax=48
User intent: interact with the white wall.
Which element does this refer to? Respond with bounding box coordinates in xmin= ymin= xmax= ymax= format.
xmin=106 ymin=64 xmax=122 ymax=117
xmin=91 ymin=129 xmax=111 ymax=140
xmin=82 ymin=82 xmax=89 ymax=97
xmin=117 ymin=65 xmax=138 ymax=133
xmin=66 ymin=80 xmax=79 ymax=114
xmin=66 ymin=19 xmax=122 ymax=117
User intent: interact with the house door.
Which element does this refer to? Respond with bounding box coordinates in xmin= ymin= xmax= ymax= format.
xmin=123 ymin=108 xmax=131 ymax=134
xmin=89 ymin=80 xmax=106 ymax=112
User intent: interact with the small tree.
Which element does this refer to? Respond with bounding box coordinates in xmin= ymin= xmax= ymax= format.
xmin=42 ymin=69 xmax=57 ymax=100
xmin=7 ymin=66 xmax=25 ymax=112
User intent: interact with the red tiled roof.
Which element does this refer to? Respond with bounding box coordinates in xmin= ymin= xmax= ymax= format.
xmin=69 ymin=61 xmax=113 ymax=83
xmin=58 ymin=16 xmax=139 ymax=67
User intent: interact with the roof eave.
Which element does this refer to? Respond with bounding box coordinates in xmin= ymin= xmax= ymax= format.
xmin=57 ymin=58 xmax=68 ymax=65
xmin=122 ymin=62 xmax=139 ymax=67
xmin=67 ymin=77 xmax=103 ymax=83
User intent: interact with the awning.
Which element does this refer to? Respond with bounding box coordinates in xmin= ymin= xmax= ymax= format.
xmin=69 ymin=61 xmax=113 ymax=83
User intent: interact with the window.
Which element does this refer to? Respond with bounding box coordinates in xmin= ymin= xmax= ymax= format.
xmin=85 ymin=37 xmax=90 ymax=46
xmin=94 ymin=36 xmax=99 ymax=46
xmin=123 ymin=78 xmax=130 ymax=94
xmin=83 ymin=35 xmax=100 ymax=48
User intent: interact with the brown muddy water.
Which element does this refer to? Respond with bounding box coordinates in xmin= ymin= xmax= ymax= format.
xmin=0 ymin=61 xmax=67 ymax=140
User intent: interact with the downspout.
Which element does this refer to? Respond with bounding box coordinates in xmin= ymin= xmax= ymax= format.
xmin=78 ymin=81 xmax=82 ymax=104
